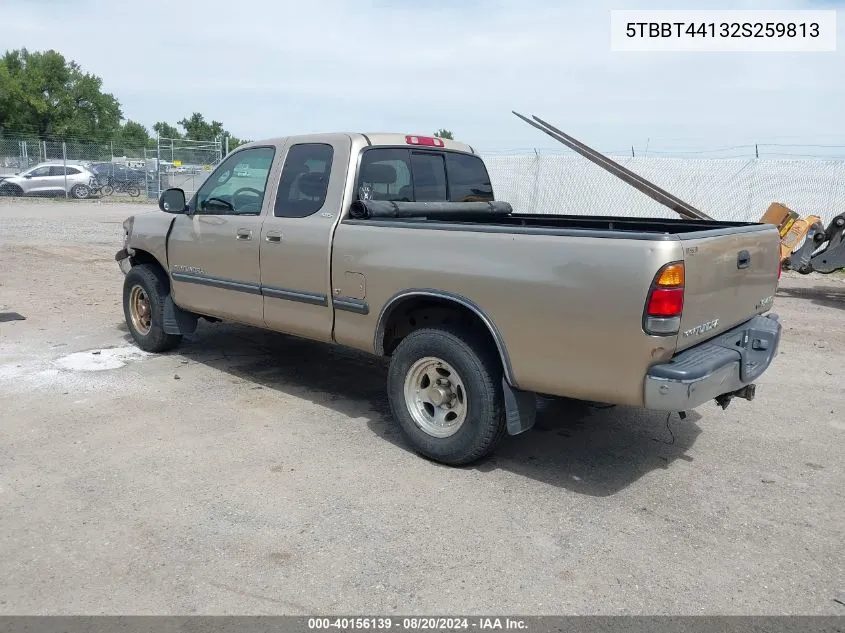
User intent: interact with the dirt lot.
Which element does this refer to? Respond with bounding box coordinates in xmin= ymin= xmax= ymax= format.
xmin=0 ymin=199 xmax=843 ymax=615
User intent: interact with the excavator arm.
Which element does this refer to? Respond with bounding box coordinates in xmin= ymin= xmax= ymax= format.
xmin=786 ymin=211 xmax=845 ymax=274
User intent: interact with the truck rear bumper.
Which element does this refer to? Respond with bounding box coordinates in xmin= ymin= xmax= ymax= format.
xmin=644 ymin=313 xmax=781 ymax=411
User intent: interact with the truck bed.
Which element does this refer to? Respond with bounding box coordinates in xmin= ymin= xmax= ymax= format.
xmin=335 ymin=201 xmax=781 ymax=405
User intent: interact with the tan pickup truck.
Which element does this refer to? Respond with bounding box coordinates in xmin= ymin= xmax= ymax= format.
xmin=116 ymin=132 xmax=783 ymax=465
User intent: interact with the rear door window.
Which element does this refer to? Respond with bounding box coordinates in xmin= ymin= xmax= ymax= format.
xmin=274 ymin=143 xmax=334 ymax=218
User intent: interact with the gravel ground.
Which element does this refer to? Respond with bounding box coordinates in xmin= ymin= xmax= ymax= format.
xmin=0 ymin=199 xmax=843 ymax=615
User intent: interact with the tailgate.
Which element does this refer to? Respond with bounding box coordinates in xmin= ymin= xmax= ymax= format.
xmin=677 ymin=225 xmax=781 ymax=352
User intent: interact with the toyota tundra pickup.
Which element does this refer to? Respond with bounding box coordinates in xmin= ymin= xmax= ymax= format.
xmin=115 ymin=131 xmax=782 ymax=465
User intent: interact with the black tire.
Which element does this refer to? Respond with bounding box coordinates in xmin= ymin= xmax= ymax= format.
xmin=387 ymin=325 xmax=507 ymax=466
xmin=126 ymin=183 xmax=140 ymax=197
xmin=122 ymin=264 xmax=183 ymax=353
xmin=100 ymin=184 xmax=114 ymax=197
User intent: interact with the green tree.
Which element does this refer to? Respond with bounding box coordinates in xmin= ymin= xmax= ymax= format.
xmin=434 ymin=128 xmax=454 ymax=140
xmin=0 ymin=48 xmax=121 ymax=140
xmin=153 ymin=113 xmax=248 ymax=156
xmin=113 ymin=120 xmax=152 ymax=154
xmin=152 ymin=121 xmax=182 ymax=139
xmin=178 ymin=112 xmax=224 ymax=141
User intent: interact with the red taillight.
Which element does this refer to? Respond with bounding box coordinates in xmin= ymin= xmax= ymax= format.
xmin=644 ymin=261 xmax=685 ymax=335
xmin=405 ymin=135 xmax=445 ymax=147
xmin=647 ymin=287 xmax=685 ymax=317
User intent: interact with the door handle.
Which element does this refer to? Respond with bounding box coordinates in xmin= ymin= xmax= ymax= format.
xmin=265 ymin=231 xmax=283 ymax=243
xmin=236 ymin=228 xmax=253 ymax=240
xmin=737 ymin=249 xmax=750 ymax=269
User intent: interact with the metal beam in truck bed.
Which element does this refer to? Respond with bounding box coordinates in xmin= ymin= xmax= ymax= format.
xmin=513 ymin=111 xmax=714 ymax=221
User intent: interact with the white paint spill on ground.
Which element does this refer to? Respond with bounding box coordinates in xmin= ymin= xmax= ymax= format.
xmin=0 ymin=345 xmax=152 ymax=393
xmin=0 ymin=362 xmax=26 ymax=380
xmin=53 ymin=346 xmax=149 ymax=372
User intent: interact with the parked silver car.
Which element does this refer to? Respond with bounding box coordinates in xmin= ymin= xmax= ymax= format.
xmin=0 ymin=162 xmax=97 ymax=199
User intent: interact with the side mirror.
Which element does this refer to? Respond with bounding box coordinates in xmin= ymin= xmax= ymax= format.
xmin=159 ymin=188 xmax=187 ymax=213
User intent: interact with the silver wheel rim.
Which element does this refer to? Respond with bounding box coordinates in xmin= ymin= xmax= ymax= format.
xmin=403 ymin=356 xmax=467 ymax=438
xmin=74 ymin=185 xmax=89 ymax=198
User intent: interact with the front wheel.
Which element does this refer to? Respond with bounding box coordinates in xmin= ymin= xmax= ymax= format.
xmin=122 ymin=264 xmax=183 ymax=353
xmin=387 ymin=325 xmax=506 ymax=466
xmin=0 ymin=184 xmax=23 ymax=197
xmin=126 ymin=183 xmax=141 ymax=197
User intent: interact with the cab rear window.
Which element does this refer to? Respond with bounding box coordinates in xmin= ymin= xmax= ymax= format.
xmin=357 ymin=148 xmax=493 ymax=203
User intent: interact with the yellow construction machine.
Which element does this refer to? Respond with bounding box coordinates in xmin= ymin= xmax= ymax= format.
xmin=758 ymin=203 xmax=845 ymax=275
xmin=515 ymin=112 xmax=845 ymax=276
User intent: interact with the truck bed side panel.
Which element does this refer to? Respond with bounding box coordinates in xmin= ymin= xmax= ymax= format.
xmin=331 ymin=223 xmax=683 ymax=406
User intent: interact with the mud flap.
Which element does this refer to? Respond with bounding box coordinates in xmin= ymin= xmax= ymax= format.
xmin=502 ymin=378 xmax=537 ymax=435
xmin=163 ymin=296 xmax=198 ymax=335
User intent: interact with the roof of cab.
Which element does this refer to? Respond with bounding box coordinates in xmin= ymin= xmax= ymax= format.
xmin=238 ymin=132 xmax=475 ymax=154
xmin=361 ymin=133 xmax=475 ymax=154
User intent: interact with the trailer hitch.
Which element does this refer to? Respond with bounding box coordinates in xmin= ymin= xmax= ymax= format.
xmin=715 ymin=384 xmax=757 ymax=410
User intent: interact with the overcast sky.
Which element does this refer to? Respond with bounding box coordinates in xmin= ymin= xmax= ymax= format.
xmin=1 ymin=0 xmax=843 ymax=156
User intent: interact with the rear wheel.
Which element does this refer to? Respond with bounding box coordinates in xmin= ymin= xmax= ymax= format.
xmin=387 ymin=325 xmax=506 ymax=466
xmin=123 ymin=264 xmax=182 ymax=353
xmin=70 ymin=183 xmax=90 ymax=199
xmin=125 ymin=183 xmax=140 ymax=197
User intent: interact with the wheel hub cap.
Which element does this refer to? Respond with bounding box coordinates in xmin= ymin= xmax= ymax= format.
xmin=129 ymin=285 xmax=152 ymax=336
xmin=403 ymin=357 xmax=467 ymax=438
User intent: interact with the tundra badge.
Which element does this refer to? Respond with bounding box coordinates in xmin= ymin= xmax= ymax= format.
xmin=172 ymin=264 xmax=204 ymax=274
xmin=683 ymin=319 xmax=719 ymax=338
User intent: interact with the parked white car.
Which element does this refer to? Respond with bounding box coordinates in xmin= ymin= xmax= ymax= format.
xmin=0 ymin=162 xmax=97 ymax=199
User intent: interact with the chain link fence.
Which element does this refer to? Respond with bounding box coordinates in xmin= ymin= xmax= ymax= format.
xmin=0 ymin=135 xmax=223 ymax=201
xmin=154 ymin=137 xmax=222 ymax=198
xmin=479 ymin=151 xmax=845 ymax=227
xmin=2 ymin=136 xmax=842 ymax=226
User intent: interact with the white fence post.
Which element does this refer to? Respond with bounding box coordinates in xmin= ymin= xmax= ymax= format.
xmin=62 ymin=141 xmax=68 ymax=199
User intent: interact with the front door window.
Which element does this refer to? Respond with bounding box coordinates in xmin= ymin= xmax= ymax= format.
xmin=194 ymin=147 xmax=276 ymax=216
